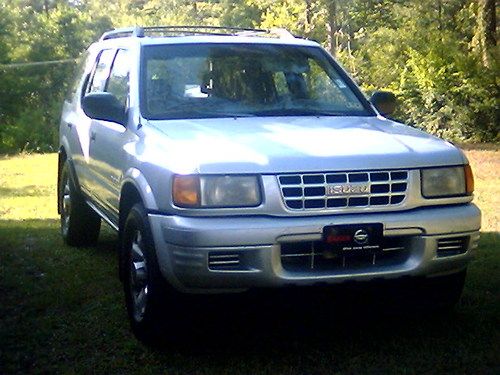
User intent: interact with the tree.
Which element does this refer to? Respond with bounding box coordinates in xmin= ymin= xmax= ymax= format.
xmin=476 ymin=0 xmax=497 ymax=68
xmin=0 ymin=0 xmax=498 ymax=153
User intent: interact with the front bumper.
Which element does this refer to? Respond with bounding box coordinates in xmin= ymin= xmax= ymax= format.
xmin=148 ymin=204 xmax=481 ymax=293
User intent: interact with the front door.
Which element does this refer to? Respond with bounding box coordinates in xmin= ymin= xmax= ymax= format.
xmin=88 ymin=49 xmax=132 ymax=224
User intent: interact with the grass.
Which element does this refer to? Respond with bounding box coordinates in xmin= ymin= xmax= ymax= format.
xmin=0 ymin=149 xmax=499 ymax=374
xmin=460 ymin=147 xmax=499 ymax=232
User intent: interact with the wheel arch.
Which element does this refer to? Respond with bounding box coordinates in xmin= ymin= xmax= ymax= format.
xmin=57 ymin=147 xmax=83 ymax=211
xmin=119 ymin=168 xmax=159 ymax=230
xmin=57 ymin=147 xmax=68 ymax=214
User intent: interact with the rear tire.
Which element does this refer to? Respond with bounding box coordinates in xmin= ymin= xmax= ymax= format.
xmin=122 ymin=203 xmax=177 ymax=346
xmin=59 ymin=161 xmax=101 ymax=246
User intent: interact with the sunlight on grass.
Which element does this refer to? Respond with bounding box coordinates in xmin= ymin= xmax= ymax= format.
xmin=464 ymin=148 xmax=499 ymax=232
xmin=0 ymin=153 xmax=58 ymax=220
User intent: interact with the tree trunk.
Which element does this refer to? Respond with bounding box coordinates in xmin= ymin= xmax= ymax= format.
xmin=325 ymin=0 xmax=337 ymax=56
xmin=304 ymin=0 xmax=313 ymax=36
xmin=478 ymin=0 xmax=497 ymax=68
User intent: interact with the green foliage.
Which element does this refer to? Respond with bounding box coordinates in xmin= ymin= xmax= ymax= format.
xmin=0 ymin=2 xmax=111 ymax=152
xmin=340 ymin=0 xmax=499 ymax=142
xmin=0 ymin=100 xmax=62 ymax=153
xmin=398 ymin=43 xmax=498 ymax=141
xmin=0 ymin=0 xmax=497 ymax=154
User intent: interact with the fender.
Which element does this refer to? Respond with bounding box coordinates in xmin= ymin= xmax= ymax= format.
xmin=58 ymin=135 xmax=79 ymax=186
xmin=121 ymin=167 xmax=159 ymax=211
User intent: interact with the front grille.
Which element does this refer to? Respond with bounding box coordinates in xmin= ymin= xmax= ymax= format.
xmin=280 ymin=237 xmax=410 ymax=272
xmin=437 ymin=236 xmax=468 ymax=257
xmin=278 ymin=170 xmax=409 ymax=210
xmin=208 ymin=252 xmax=241 ymax=270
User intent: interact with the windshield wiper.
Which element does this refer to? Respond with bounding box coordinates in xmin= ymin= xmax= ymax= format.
xmin=151 ymin=101 xmax=257 ymax=118
xmin=252 ymin=108 xmax=345 ymax=116
xmin=205 ymin=111 xmax=255 ymax=118
xmin=150 ymin=110 xmax=256 ymax=120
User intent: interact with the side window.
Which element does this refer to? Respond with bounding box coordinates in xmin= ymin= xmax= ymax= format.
xmin=107 ymin=49 xmax=130 ymax=106
xmin=87 ymin=49 xmax=116 ymax=94
xmin=305 ymin=59 xmax=363 ymax=110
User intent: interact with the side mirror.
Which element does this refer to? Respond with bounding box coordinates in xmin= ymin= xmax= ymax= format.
xmin=82 ymin=92 xmax=126 ymax=125
xmin=370 ymin=90 xmax=397 ymax=117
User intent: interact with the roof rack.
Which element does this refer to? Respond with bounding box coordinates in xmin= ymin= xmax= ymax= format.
xmin=100 ymin=26 xmax=145 ymax=41
xmin=99 ymin=26 xmax=297 ymax=41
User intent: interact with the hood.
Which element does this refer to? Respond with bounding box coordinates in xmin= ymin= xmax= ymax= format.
xmin=141 ymin=116 xmax=466 ymax=174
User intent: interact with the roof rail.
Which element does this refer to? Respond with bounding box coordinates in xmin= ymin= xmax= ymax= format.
xmin=98 ymin=25 xmax=298 ymax=41
xmin=268 ymin=28 xmax=296 ymax=39
xmin=100 ymin=26 xmax=144 ymax=41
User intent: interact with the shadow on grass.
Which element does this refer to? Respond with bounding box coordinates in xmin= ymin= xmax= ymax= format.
xmin=0 ymin=218 xmax=118 ymax=256
xmin=0 ymin=185 xmax=54 ymax=198
xmin=0 ymin=219 xmax=498 ymax=373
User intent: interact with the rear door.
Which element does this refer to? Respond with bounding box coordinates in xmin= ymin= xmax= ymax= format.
xmin=78 ymin=48 xmax=117 ymax=196
xmin=59 ymin=49 xmax=97 ymax=190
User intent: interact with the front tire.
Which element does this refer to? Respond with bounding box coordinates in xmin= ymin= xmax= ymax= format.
xmin=59 ymin=161 xmax=101 ymax=246
xmin=122 ymin=203 xmax=175 ymax=346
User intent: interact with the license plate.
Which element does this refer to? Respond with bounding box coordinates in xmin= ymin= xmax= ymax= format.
xmin=323 ymin=223 xmax=383 ymax=253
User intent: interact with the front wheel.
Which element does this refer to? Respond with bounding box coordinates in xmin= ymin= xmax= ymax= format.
xmin=122 ymin=203 xmax=177 ymax=346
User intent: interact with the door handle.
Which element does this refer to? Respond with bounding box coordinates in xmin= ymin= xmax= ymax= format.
xmin=67 ymin=122 xmax=73 ymax=129
xmin=90 ymin=131 xmax=96 ymax=141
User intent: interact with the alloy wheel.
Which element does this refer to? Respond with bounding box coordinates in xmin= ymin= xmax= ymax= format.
xmin=61 ymin=179 xmax=71 ymax=236
xmin=129 ymin=230 xmax=149 ymax=322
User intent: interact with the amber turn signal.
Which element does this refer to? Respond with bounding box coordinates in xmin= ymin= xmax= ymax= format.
xmin=173 ymin=175 xmax=200 ymax=207
xmin=464 ymin=164 xmax=474 ymax=195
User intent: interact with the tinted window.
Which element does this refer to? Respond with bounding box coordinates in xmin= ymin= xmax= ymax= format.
xmin=107 ymin=49 xmax=130 ymax=106
xmin=141 ymin=44 xmax=370 ymax=120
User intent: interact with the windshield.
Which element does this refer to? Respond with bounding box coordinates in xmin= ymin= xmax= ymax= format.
xmin=140 ymin=43 xmax=371 ymax=119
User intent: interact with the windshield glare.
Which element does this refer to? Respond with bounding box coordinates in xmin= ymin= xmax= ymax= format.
xmin=141 ymin=43 xmax=370 ymax=119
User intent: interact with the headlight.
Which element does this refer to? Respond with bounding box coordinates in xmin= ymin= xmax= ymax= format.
xmin=421 ymin=166 xmax=473 ymax=198
xmin=173 ymin=175 xmax=261 ymax=208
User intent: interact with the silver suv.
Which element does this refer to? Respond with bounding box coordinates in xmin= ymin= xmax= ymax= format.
xmin=58 ymin=26 xmax=481 ymax=344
